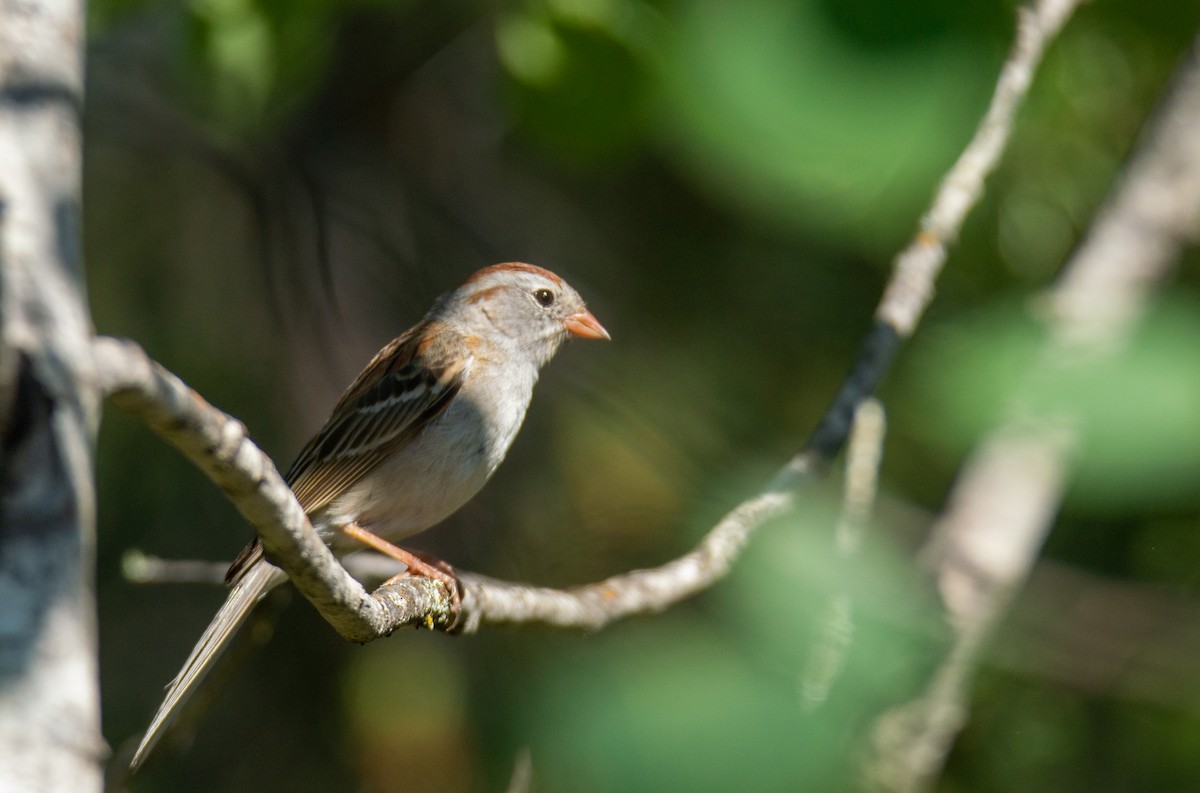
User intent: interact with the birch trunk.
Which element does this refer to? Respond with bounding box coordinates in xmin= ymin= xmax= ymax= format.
xmin=0 ymin=0 xmax=102 ymax=789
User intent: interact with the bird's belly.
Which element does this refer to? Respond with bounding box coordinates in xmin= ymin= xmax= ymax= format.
xmin=313 ymin=393 xmax=517 ymax=552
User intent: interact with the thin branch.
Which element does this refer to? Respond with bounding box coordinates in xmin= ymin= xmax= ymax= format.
xmin=801 ymin=399 xmax=886 ymax=710
xmin=93 ymin=336 xmax=457 ymax=641
xmin=875 ymin=0 xmax=1081 ymax=338
xmin=123 ymin=548 xmax=410 ymax=587
xmin=868 ymin=27 xmax=1200 ymax=793
xmin=97 ymin=0 xmax=1067 ymax=642
xmin=122 ymin=550 xmax=230 ymax=586
xmin=807 ymin=0 xmax=1079 ymax=462
xmin=126 ymin=545 xmax=1200 ymax=719
xmin=505 ymin=748 xmax=534 ymax=793
xmin=460 ymin=479 xmax=800 ymax=632
xmin=835 ymin=400 xmax=887 ymax=559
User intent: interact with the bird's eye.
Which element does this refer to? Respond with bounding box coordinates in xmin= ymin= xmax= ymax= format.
xmin=533 ymin=288 xmax=556 ymax=307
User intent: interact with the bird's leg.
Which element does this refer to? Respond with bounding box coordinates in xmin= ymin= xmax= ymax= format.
xmin=341 ymin=523 xmax=462 ymax=626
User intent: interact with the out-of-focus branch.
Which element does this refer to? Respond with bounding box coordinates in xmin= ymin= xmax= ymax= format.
xmin=801 ymin=399 xmax=886 ymax=710
xmin=868 ymin=29 xmax=1200 ymax=793
xmin=122 ymin=551 xmax=230 ymax=586
xmin=998 ymin=560 xmax=1200 ymax=714
xmin=806 ymin=0 xmax=1080 ymax=461
xmin=122 ymin=548 xmax=408 ymax=586
xmin=125 ymin=542 xmax=1200 ymax=720
xmin=874 ymin=0 xmax=1080 ymax=338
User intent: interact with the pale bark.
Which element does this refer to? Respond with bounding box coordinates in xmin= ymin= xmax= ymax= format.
xmin=0 ymin=0 xmax=101 ymax=789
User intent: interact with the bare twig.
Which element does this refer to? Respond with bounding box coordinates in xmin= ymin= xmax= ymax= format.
xmin=875 ymin=0 xmax=1081 ymax=337
xmin=505 ymin=748 xmax=534 ymax=793
xmin=868 ymin=27 xmax=1200 ymax=793
xmin=801 ymin=399 xmax=886 ymax=710
xmin=122 ymin=550 xmax=230 ymax=586
xmin=461 ymin=477 xmax=799 ymax=632
xmin=807 ymin=0 xmax=1079 ymax=462
xmin=835 ymin=400 xmax=887 ymax=559
xmin=125 ymin=543 xmax=1200 ymax=720
xmin=123 ymin=548 xmax=412 ymax=587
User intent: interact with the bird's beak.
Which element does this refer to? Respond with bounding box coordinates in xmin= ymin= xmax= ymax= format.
xmin=563 ymin=309 xmax=611 ymax=341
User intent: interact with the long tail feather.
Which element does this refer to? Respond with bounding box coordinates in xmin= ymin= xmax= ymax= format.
xmin=130 ymin=560 xmax=286 ymax=770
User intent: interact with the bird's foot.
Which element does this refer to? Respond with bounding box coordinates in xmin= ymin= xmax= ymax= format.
xmin=342 ymin=523 xmax=463 ymax=631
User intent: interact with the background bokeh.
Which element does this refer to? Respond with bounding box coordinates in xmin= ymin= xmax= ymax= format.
xmin=87 ymin=1 xmax=1200 ymax=791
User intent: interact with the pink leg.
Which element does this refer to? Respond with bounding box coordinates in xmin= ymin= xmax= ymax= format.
xmin=342 ymin=524 xmax=462 ymax=622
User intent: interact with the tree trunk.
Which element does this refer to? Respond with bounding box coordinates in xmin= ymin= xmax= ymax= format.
xmin=0 ymin=0 xmax=102 ymax=790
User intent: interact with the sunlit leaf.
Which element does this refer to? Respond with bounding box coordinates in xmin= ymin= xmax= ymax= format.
xmin=653 ymin=0 xmax=1001 ymax=251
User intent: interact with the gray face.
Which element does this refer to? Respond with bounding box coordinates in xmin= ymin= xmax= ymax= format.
xmin=448 ymin=264 xmax=591 ymax=366
xmin=487 ymin=273 xmax=580 ymax=353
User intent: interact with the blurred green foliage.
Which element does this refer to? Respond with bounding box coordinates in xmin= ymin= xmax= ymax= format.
xmin=84 ymin=0 xmax=1200 ymax=791
xmin=910 ymin=296 xmax=1200 ymax=509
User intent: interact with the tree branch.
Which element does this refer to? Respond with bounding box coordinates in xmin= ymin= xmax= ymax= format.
xmin=807 ymin=0 xmax=1080 ymax=462
xmin=94 ymin=336 xmax=455 ymax=640
xmin=97 ymin=0 xmax=1068 ymax=643
xmin=874 ymin=0 xmax=1079 ymax=338
xmin=96 ymin=330 xmax=804 ymax=636
xmin=868 ymin=27 xmax=1200 ymax=793
xmin=121 ymin=548 xmax=408 ymax=587
xmin=802 ymin=399 xmax=887 ymax=710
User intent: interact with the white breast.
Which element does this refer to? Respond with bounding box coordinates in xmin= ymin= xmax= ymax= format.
xmin=314 ymin=358 xmax=538 ymax=551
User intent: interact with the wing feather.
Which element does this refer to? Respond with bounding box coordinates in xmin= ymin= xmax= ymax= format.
xmin=226 ymin=321 xmax=470 ymax=584
xmin=286 ymin=323 xmax=470 ymax=513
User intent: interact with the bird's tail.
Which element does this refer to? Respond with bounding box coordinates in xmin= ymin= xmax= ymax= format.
xmin=130 ymin=559 xmax=286 ymax=770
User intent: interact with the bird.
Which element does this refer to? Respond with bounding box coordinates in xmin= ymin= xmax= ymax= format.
xmin=130 ymin=262 xmax=609 ymax=770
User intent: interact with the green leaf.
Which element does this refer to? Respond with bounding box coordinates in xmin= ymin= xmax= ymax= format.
xmin=653 ymin=0 xmax=1001 ymax=251
xmin=912 ymin=296 xmax=1200 ymax=510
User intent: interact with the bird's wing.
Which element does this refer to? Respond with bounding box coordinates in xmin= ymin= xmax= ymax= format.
xmin=286 ymin=319 xmax=472 ymax=513
xmin=225 ymin=320 xmax=470 ymax=584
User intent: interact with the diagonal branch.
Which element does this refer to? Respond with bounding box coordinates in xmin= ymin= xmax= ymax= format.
xmin=807 ymin=0 xmax=1080 ymax=461
xmin=875 ymin=0 xmax=1080 ymax=338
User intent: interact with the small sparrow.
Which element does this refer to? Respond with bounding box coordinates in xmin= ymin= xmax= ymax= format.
xmin=131 ymin=263 xmax=609 ymax=770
